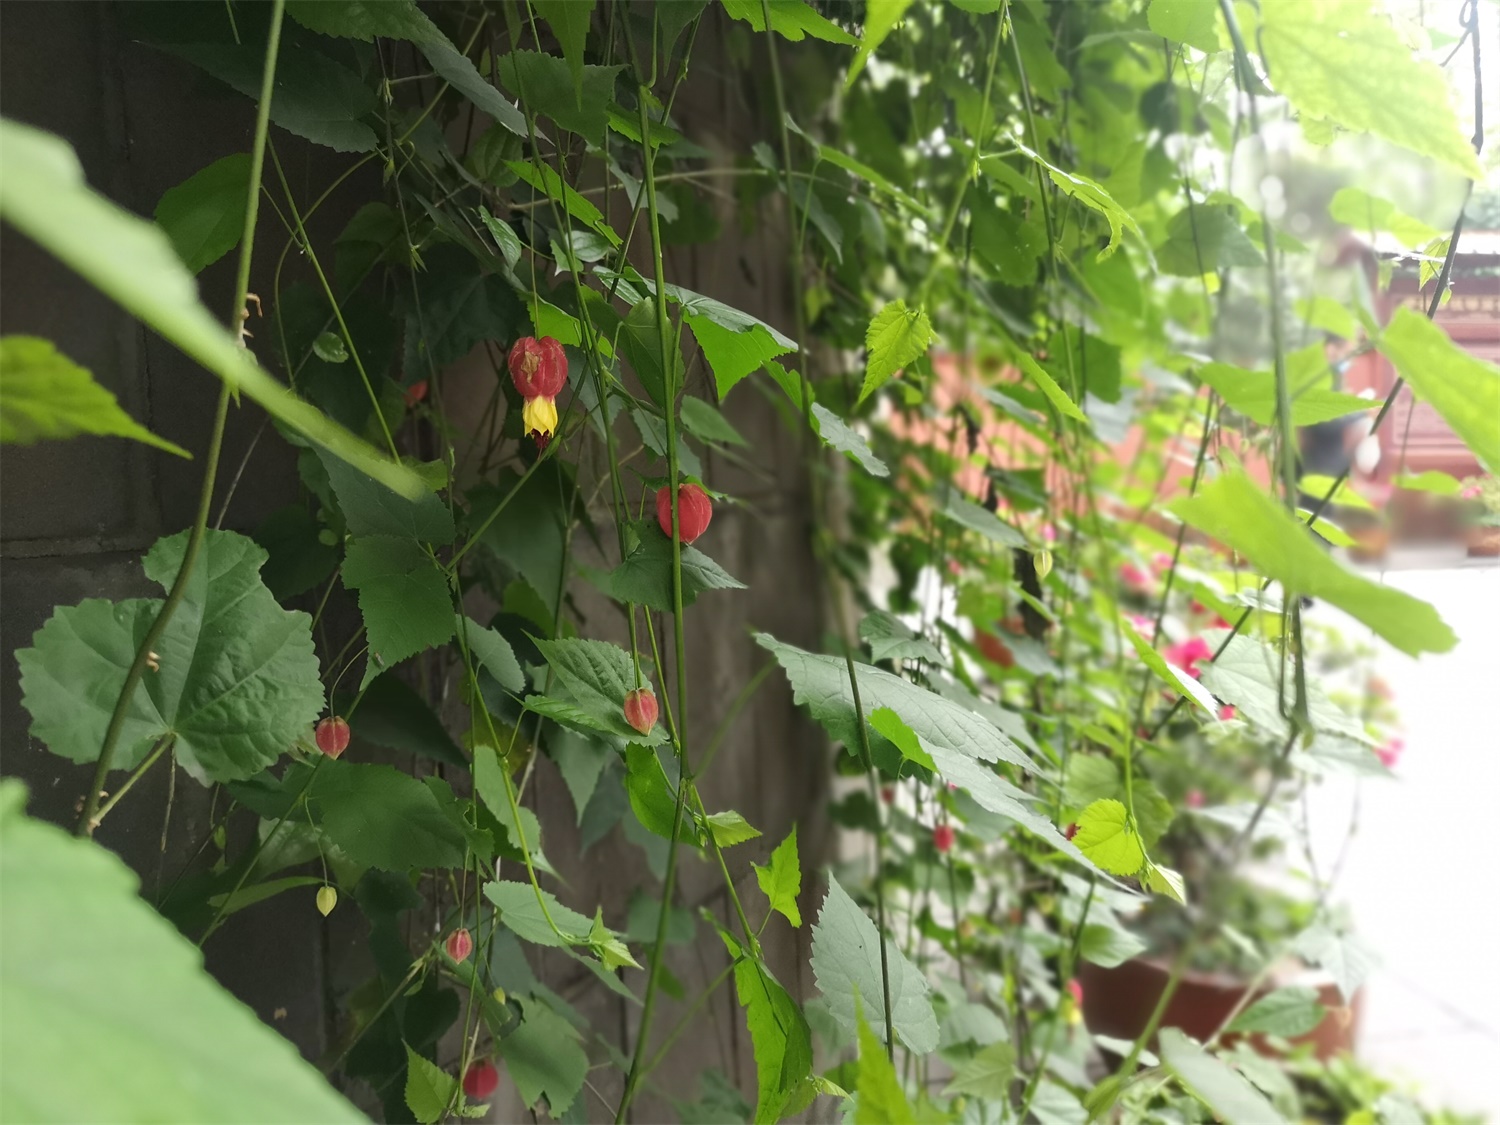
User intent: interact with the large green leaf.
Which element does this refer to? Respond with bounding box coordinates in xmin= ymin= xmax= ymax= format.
xmin=756 ymin=633 xmax=1036 ymax=772
xmin=690 ymin=315 xmax=796 ymax=400
xmin=1197 ymin=361 xmax=1373 ymax=427
xmin=601 ymin=528 xmax=746 ymax=613
xmin=485 ymin=880 xmax=592 ymax=946
xmin=1015 ymin=141 xmax=1140 ymax=258
xmin=153 ymin=154 xmax=252 ymax=274
xmin=939 ymin=492 xmax=1027 ymax=547
xmin=719 ymin=0 xmax=859 ymax=46
xmin=0 ymin=782 xmax=363 ymax=1123
xmin=309 ymin=760 xmax=467 ymax=870
xmin=533 ymin=1 xmax=595 ymax=98
xmin=495 ymin=51 xmax=622 ymax=147
xmin=859 ymin=610 xmax=942 ymax=665
xmin=724 ymin=938 xmax=815 ymax=1124
xmin=1378 ymin=307 xmax=1500 ymax=473
xmin=1258 ymin=0 xmax=1483 ymax=181
xmin=1168 ymin=472 xmax=1455 ymax=656
xmin=1159 ymin=1028 xmax=1286 ymax=1125
xmin=341 ymin=537 xmax=456 ymax=681
xmin=0 ymin=336 xmax=188 ymax=456
xmin=0 ymin=118 xmax=420 ymax=497
xmin=1147 ymin=0 xmax=1221 ymax=52
xmin=342 ymin=672 xmax=466 ymax=769
xmin=499 ymin=996 xmax=587 ymax=1116
xmin=1328 ymin=187 xmax=1439 ymax=247
xmin=1120 ymin=617 xmax=1221 ymax=715
xmin=810 ymin=874 xmax=939 ymax=1054
xmin=17 ymin=531 xmax=322 ymax=782
xmin=286 ymin=0 xmax=528 ymax=136
xmin=1294 ymin=925 xmax=1378 ymax=1004
xmin=1073 ymin=799 xmax=1145 ymax=877
xmin=532 ymin=636 xmax=668 ymax=744
xmin=317 ymin=448 xmax=455 ymax=543
xmin=1199 ymin=630 xmax=1367 ymax=742
xmin=942 ymin=1041 xmax=1016 ymax=1101
xmin=811 ymin=403 xmax=890 ymax=477
xmin=459 ymin=615 xmax=525 ymax=693
xmin=845 ymin=0 xmax=916 ymax=88
xmin=1155 ymin=204 xmax=1264 ymax=276
xmin=860 ymin=299 xmax=933 ymax=403
xmin=1226 ymin=987 xmax=1325 ymax=1037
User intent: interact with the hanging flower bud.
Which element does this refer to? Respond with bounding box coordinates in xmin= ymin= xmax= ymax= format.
xmin=315 ymin=716 xmax=350 ymax=758
xmin=933 ymin=824 xmax=955 ymax=853
xmin=507 ymin=336 xmax=567 ymax=400
xmin=445 ymin=927 xmax=474 ymax=963
xmin=462 ymin=1059 xmax=500 ymax=1100
xmin=655 ymin=483 xmax=713 ymax=544
xmin=521 ymin=394 xmax=559 ymax=449
xmin=1065 ymin=822 xmax=1079 ymax=840
xmin=316 ymin=885 xmax=338 ymax=917
xmin=623 ymin=688 xmax=659 ymax=735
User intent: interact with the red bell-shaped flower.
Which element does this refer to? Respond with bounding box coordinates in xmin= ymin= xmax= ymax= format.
xmin=314 ymin=716 xmax=350 ymax=758
xmin=656 ymin=483 xmax=713 ymax=545
xmin=462 ymin=1059 xmax=500 ymax=1100
xmin=507 ymin=336 xmax=567 ymax=400
xmin=623 ymin=688 xmax=659 ymax=735
xmin=445 ymin=927 xmax=474 ymax=963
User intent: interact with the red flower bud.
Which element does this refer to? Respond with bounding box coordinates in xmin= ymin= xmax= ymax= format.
xmin=508 ymin=336 xmax=567 ymax=400
xmin=314 ymin=716 xmax=350 ymax=758
xmin=623 ymin=688 xmax=659 ymax=735
xmin=404 ymin=380 xmax=428 ymax=408
xmin=933 ymin=824 xmax=955 ymax=853
xmin=1064 ymin=822 xmax=1079 ymax=840
xmin=445 ymin=927 xmax=474 ymax=963
xmin=656 ymin=483 xmax=713 ymax=544
xmin=462 ymin=1058 xmax=500 ymax=1100
xmin=880 ymin=786 xmax=895 ymax=804
xmin=1067 ymin=978 xmax=1084 ymax=1006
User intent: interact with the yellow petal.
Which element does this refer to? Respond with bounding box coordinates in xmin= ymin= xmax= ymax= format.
xmin=522 ymin=395 xmax=558 ymax=438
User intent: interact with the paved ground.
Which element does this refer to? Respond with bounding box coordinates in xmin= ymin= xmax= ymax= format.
xmin=1305 ymin=559 xmax=1500 ymax=1119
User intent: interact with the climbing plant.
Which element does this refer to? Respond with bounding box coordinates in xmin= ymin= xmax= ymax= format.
xmin=0 ymin=0 xmax=1494 ymax=1122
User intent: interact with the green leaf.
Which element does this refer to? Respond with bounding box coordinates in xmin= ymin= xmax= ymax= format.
xmin=0 ymin=336 xmax=189 ymax=456
xmin=311 ymin=331 xmax=347 ymax=363
xmin=499 ymin=996 xmax=588 ymax=1116
xmin=846 ymin=0 xmax=916 ymax=89
xmin=341 ymin=537 xmax=456 ymax=680
xmin=460 ymin=615 xmax=525 ymax=693
xmin=0 ymin=782 xmax=364 ymax=1124
xmin=1144 ymin=862 xmax=1187 ymax=905
xmin=1015 ymin=141 xmax=1140 ymax=258
xmin=754 ymin=826 xmax=803 ymax=927
xmin=625 ymin=744 xmax=695 ymax=843
xmin=685 ymin=309 xmax=797 ymax=401
xmin=404 ymin=1044 xmax=459 ymax=1125
xmin=756 ymin=633 xmax=1035 ymax=773
xmin=1258 ymin=0 xmax=1483 ymax=181
xmin=533 ymin=636 xmax=669 ymax=744
xmin=310 ymin=760 xmax=467 ymax=869
xmin=1197 ymin=361 xmax=1373 ymax=427
xmin=1155 ymin=204 xmax=1264 ymax=276
xmin=1294 ymin=925 xmax=1377 ymax=1004
xmin=1159 ymin=1028 xmax=1286 ymax=1125
xmin=719 ymin=0 xmax=859 ymax=46
xmin=618 ymin=298 xmax=674 ymax=408
xmin=1062 ymin=755 xmax=1173 ymax=849
xmin=0 ymin=119 xmax=421 ymax=497
xmin=485 ymin=880 xmax=592 ymax=946
xmin=532 ymin=0 xmax=595 ymax=98
xmin=1299 ymin=473 xmax=1373 ymax=511
xmin=509 ymin=161 xmax=620 ymax=244
xmin=602 ymin=527 xmax=746 ymax=613
xmin=1227 ymin=987 xmax=1324 ymax=1037
xmin=853 ymin=1003 xmax=915 ymax=1124
xmin=970 ymin=193 xmax=1045 ymax=286
xmin=858 ymin=610 xmax=942 ymax=666
xmin=153 ymin=154 xmax=251 ymax=274
xmin=287 ymin=0 xmax=528 ymax=136
xmin=1378 ymin=307 xmax=1500 ymax=473
xmin=495 ymin=52 xmax=623 ymax=147
xmin=207 ymin=875 xmax=325 ymax=918
xmin=1328 ymin=186 xmax=1439 ymax=246
xmin=707 ymin=810 xmax=762 ymax=847
xmin=860 ymin=299 xmax=933 ymax=403
xmin=1394 ymin=470 xmax=1462 ymax=496
xmin=1296 ymin=296 xmax=1359 ymax=341
xmin=17 ymin=530 xmax=322 ymax=782
xmin=942 ymin=1041 xmax=1016 ymax=1101
xmin=161 ymin=42 xmax=377 ymax=153
xmin=1199 ymin=630 xmax=1366 ymax=743
xmin=479 ymin=206 xmax=524 ymax=270
xmin=720 ymin=937 xmax=815 ymax=1124
xmin=939 ymin=492 xmax=1027 ymax=547
xmin=1079 ymin=923 xmax=1149 ymax=969
xmin=345 ymin=673 xmax=466 ymax=768
xmin=867 ymin=708 xmax=936 ymax=772
xmin=1011 ymin=349 xmax=1088 ymax=423
xmin=1147 ymin=0 xmax=1221 ymax=52
xmin=1121 ymin=617 xmax=1221 ymax=716
xmin=1169 ymin=472 xmax=1455 ymax=656
xmin=316 ymin=448 xmax=455 ymax=543
xmin=1073 ymin=799 xmax=1145 ymax=877
xmin=810 ymin=874 xmax=939 ymax=1054
xmin=680 ymin=396 xmax=748 ymax=446
xmin=811 ymin=404 xmax=889 ymax=477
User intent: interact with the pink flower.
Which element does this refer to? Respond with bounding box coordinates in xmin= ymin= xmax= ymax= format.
xmin=1377 ymin=738 xmax=1404 ymax=768
xmin=1162 ymin=637 xmax=1213 ymax=678
xmin=1150 ymin=552 xmax=1174 ymax=576
xmin=1119 ymin=562 xmax=1153 ymax=593
xmin=1042 ymin=523 xmax=1057 ymax=542
xmin=1185 ymin=788 xmax=1205 ymax=809
xmin=1127 ymin=614 xmax=1154 ymax=634
xmin=1460 ymin=483 xmax=1482 ymax=500
xmin=1067 ymin=979 xmax=1084 ymax=1006
xmin=1218 ymin=704 xmax=1237 ymax=721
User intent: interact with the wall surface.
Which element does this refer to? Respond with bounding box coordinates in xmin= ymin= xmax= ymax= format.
xmin=0 ymin=3 xmax=829 ymax=1119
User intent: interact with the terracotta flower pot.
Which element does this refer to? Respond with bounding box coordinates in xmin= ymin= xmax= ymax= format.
xmin=1466 ymin=525 xmax=1500 ymax=558
xmin=1078 ymin=958 xmax=1358 ymax=1062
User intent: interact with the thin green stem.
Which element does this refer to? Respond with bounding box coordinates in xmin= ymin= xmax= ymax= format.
xmin=77 ymin=0 xmax=287 ymax=836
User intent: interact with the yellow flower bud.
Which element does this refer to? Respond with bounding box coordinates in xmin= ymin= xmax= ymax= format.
xmin=316 ymin=885 xmax=337 ymax=917
xmin=522 ymin=395 xmax=558 ymax=443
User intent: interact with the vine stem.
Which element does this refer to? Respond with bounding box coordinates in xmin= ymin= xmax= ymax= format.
xmin=615 ymin=46 xmax=695 ymax=1123
xmin=77 ymin=0 xmax=287 ymax=836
